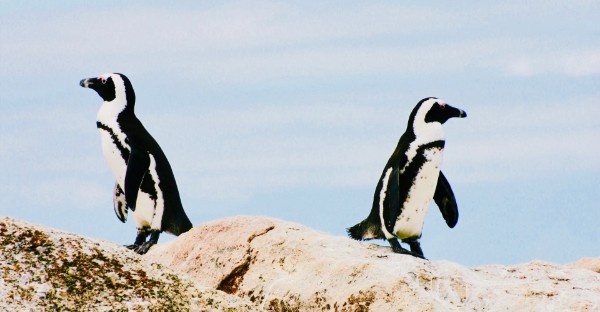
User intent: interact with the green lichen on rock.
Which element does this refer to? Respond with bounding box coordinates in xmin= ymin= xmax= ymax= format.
xmin=0 ymin=217 xmax=252 ymax=311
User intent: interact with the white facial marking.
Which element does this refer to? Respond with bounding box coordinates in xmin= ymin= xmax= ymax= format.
xmin=401 ymin=98 xmax=445 ymax=174
xmin=96 ymin=74 xmax=127 ymax=124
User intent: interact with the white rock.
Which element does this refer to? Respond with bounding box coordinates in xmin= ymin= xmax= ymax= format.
xmin=2 ymin=215 xmax=598 ymax=312
xmin=570 ymin=257 xmax=600 ymax=274
xmin=145 ymin=215 xmax=600 ymax=311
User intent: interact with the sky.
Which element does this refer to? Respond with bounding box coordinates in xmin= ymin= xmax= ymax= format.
xmin=1 ymin=1 xmax=598 ymax=267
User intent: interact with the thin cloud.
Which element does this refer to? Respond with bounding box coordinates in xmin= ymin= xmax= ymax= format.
xmin=446 ymin=96 xmax=600 ymax=182
xmin=141 ymin=95 xmax=600 ymax=198
xmin=4 ymin=2 xmax=597 ymax=84
xmin=508 ymin=49 xmax=600 ymax=77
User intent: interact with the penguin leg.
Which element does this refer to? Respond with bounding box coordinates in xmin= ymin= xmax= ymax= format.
xmin=388 ymin=238 xmax=413 ymax=255
xmin=134 ymin=230 xmax=160 ymax=255
xmin=404 ymin=238 xmax=427 ymax=260
xmin=389 ymin=238 xmax=427 ymax=260
xmin=126 ymin=228 xmax=150 ymax=250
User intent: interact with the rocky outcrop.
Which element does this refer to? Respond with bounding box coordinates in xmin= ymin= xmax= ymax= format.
xmin=145 ymin=216 xmax=600 ymax=311
xmin=0 ymin=217 xmax=253 ymax=311
xmin=570 ymin=257 xmax=600 ymax=274
xmin=2 ymin=215 xmax=599 ymax=311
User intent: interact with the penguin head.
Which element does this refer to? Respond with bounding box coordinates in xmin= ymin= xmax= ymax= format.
xmin=422 ymin=98 xmax=467 ymax=124
xmin=409 ymin=97 xmax=467 ymax=138
xmin=80 ymin=73 xmax=136 ymax=107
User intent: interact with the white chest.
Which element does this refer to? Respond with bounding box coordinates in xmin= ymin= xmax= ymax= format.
xmin=97 ymin=128 xmax=128 ymax=186
xmin=97 ymin=122 xmax=161 ymax=229
xmin=394 ymin=147 xmax=443 ymax=240
xmin=96 ymin=102 xmax=161 ymax=229
xmin=97 ymin=103 xmax=129 ymax=187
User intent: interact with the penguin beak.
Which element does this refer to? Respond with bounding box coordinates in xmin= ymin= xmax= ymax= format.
xmin=446 ymin=104 xmax=467 ymax=119
xmin=80 ymin=78 xmax=96 ymax=89
xmin=426 ymin=103 xmax=467 ymax=124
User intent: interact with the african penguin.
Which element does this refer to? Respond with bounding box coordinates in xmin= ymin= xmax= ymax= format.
xmin=80 ymin=73 xmax=192 ymax=254
xmin=347 ymin=97 xmax=466 ymax=259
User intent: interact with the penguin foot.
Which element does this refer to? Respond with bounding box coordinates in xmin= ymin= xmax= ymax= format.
xmin=388 ymin=239 xmax=427 ymax=260
xmin=125 ymin=244 xmax=140 ymax=250
xmin=123 ymin=241 xmax=155 ymax=254
xmin=405 ymin=239 xmax=427 ymax=260
xmin=133 ymin=241 xmax=156 ymax=255
xmin=396 ymin=248 xmax=427 ymax=260
xmin=132 ymin=230 xmax=160 ymax=255
xmin=413 ymin=253 xmax=428 ymax=261
xmin=125 ymin=229 xmax=161 ymax=254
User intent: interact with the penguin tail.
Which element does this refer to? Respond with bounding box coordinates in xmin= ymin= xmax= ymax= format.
xmin=347 ymin=219 xmax=384 ymax=241
xmin=163 ymin=209 xmax=193 ymax=236
xmin=347 ymin=223 xmax=364 ymax=240
xmin=172 ymin=217 xmax=193 ymax=236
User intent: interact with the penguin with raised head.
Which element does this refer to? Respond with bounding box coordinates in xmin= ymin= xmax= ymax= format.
xmin=347 ymin=97 xmax=466 ymax=259
xmin=80 ymin=73 xmax=192 ymax=254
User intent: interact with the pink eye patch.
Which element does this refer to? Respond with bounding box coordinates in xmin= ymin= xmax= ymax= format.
xmin=98 ymin=73 xmax=111 ymax=84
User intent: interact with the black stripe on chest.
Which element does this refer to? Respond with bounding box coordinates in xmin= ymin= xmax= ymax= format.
xmin=97 ymin=121 xmax=130 ymax=161
xmin=96 ymin=121 xmax=158 ymax=201
xmin=403 ymin=140 xmax=445 ymax=174
xmin=383 ymin=140 xmax=445 ymax=234
xmin=398 ymin=140 xmax=445 ymax=197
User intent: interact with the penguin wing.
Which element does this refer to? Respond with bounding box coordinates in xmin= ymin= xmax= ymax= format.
xmin=113 ymin=182 xmax=128 ymax=223
xmin=383 ymin=167 xmax=402 ymax=234
xmin=433 ymin=171 xmax=459 ymax=228
xmin=124 ymin=144 xmax=150 ymax=211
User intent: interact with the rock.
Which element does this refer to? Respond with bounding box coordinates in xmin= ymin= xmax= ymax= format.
xmin=3 ymin=215 xmax=599 ymax=311
xmin=570 ymin=257 xmax=600 ymax=274
xmin=145 ymin=216 xmax=600 ymax=311
xmin=0 ymin=217 xmax=254 ymax=311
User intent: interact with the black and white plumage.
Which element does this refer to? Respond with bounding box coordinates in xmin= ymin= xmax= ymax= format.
xmin=347 ymin=97 xmax=466 ymax=259
xmin=80 ymin=73 xmax=192 ymax=254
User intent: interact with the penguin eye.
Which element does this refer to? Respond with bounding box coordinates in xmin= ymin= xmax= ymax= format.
xmin=100 ymin=78 xmax=107 ymax=84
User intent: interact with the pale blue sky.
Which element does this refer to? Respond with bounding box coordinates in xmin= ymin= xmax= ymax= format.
xmin=1 ymin=1 xmax=598 ymax=266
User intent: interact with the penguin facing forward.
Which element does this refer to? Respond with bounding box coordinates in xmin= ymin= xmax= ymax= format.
xmin=347 ymin=97 xmax=466 ymax=259
xmin=80 ymin=73 xmax=192 ymax=254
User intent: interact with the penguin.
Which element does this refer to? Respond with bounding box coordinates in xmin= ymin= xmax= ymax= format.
xmin=80 ymin=73 xmax=192 ymax=254
xmin=347 ymin=97 xmax=466 ymax=259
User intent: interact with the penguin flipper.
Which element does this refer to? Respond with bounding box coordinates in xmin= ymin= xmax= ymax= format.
xmin=113 ymin=182 xmax=128 ymax=223
xmin=383 ymin=167 xmax=402 ymax=234
xmin=434 ymin=171 xmax=459 ymax=228
xmin=124 ymin=146 xmax=150 ymax=211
